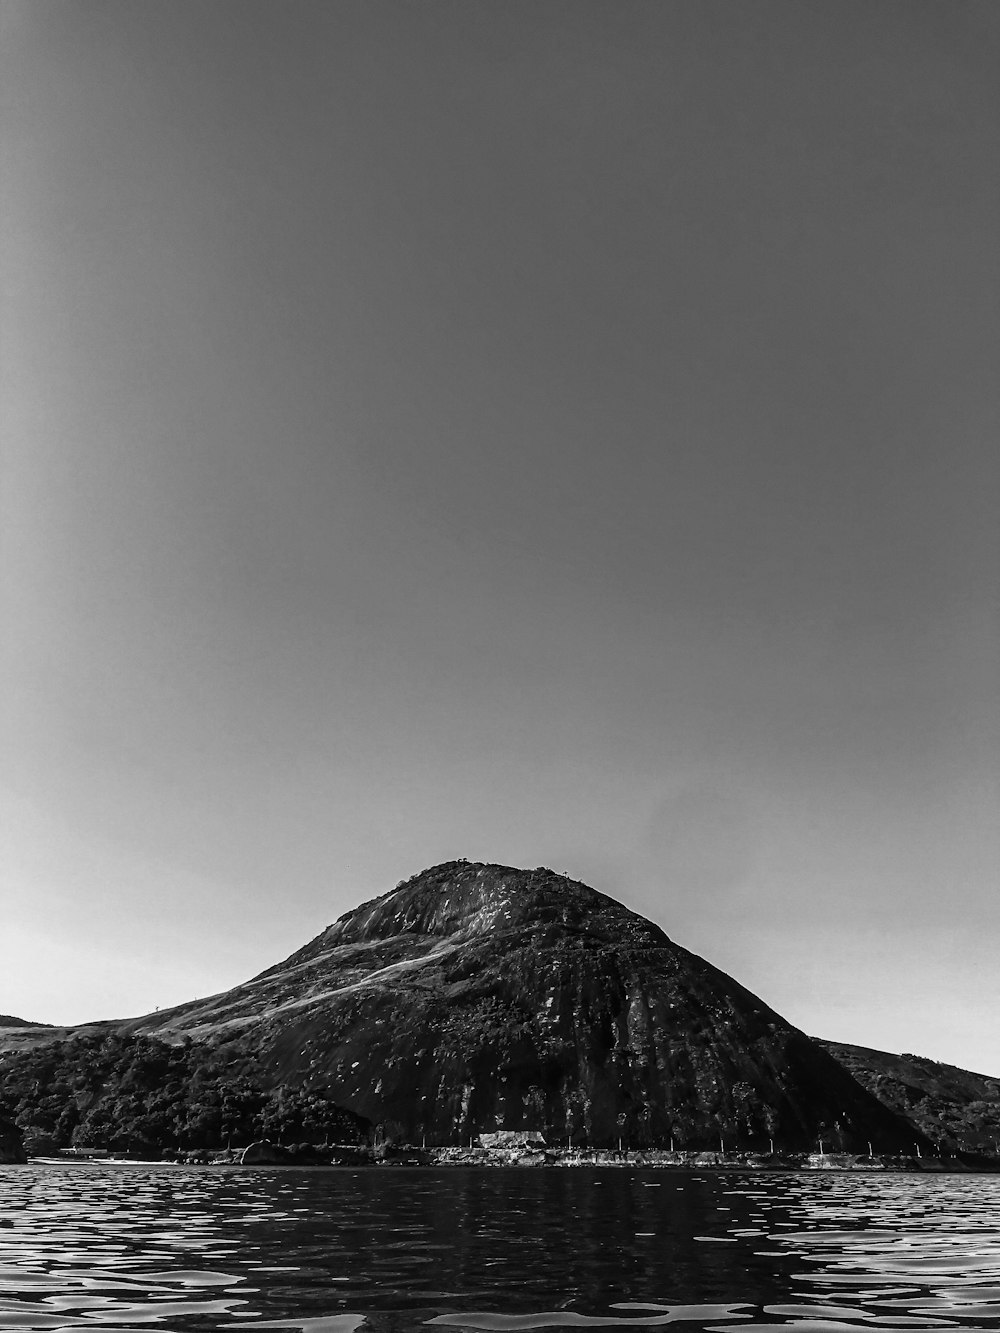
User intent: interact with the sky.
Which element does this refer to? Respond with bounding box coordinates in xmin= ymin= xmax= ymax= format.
xmin=2 ymin=1 xmax=998 ymax=1073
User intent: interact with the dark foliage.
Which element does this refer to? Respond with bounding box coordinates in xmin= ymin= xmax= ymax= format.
xmin=820 ymin=1040 xmax=1000 ymax=1154
xmin=0 ymin=1031 xmax=367 ymax=1156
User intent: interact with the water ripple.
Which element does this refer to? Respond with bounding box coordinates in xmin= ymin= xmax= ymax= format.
xmin=0 ymin=1167 xmax=997 ymax=1333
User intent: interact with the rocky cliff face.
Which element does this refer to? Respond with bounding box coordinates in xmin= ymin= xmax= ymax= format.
xmin=124 ymin=862 xmax=919 ymax=1150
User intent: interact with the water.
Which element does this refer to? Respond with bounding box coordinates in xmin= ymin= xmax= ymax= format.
xmin=1 ymin=1166 xmax=998 ymax=1333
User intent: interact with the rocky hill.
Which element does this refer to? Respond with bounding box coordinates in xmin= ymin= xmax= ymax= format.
xmin=819 ymin=1039 xmax=1000 ymax=1154
xmin=65 ymin=860 xmax=918 ymax=1151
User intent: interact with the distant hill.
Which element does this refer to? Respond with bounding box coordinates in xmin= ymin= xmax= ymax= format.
xmin=110 ymin=860 xmax=918 ymax=1150
xmin=0 ymin=1014 xmax=50 ymax=1028
xmin=820 ymin=1039 xmax=1000 ymax=1154
xmin=0 ymin=862 xmax=937 ymax=1154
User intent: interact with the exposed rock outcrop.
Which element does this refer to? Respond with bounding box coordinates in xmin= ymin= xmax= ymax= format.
xmin=479 ymin=1130 xmax=546 ymax=1149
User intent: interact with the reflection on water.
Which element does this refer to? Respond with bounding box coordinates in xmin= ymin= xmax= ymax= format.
xmin=0 ymin=1167 xmax=997 ymax=1333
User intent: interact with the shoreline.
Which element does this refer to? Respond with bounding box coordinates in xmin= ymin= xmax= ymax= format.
xmin=24 ymin=1146 xmax=1000 ymax=1173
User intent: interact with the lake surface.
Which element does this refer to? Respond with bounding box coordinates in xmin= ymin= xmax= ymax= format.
xmin=1 ymin=1167 xmax=998 ymax=1333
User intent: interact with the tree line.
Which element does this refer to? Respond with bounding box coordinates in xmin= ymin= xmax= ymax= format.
xmin=0 ymin=1031 xmax=367 ymax=1157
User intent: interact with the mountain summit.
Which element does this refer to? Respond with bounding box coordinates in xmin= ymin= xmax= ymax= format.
xmin=124 ymin=861 xmax=917 ymax=1149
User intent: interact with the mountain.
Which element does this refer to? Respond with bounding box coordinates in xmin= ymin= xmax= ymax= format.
xmin=0 ymin=1015 xmax=49 ymax=1027
xmin=819 ymin=1039 xmax=1000 ymax=1154
xmin=86 ymin=860 xmax=917 ymax=1150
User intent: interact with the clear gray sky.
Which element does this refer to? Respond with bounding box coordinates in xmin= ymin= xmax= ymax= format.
xmin=2 ymin=1 xmax=998 ymax=1072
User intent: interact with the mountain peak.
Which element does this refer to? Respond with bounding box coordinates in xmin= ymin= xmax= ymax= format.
xmin=314 ymin=861 xmax=666 ymax=952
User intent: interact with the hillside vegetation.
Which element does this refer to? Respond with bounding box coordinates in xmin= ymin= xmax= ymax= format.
xmin=0 ymin=1031 xmax=367 ymax=1157
xmin=821 ymin=1040 xmax=1000 ymax=1155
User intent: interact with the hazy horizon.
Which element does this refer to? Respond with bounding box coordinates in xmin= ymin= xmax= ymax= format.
xmin=2 ymin=2 xmax=998 ymax=1074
